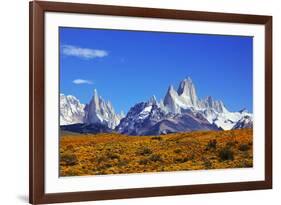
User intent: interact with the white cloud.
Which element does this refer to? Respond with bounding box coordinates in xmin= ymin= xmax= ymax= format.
xmin=72 ymin=79 xmax=93 ymax=85
xmin=62 ymin=45 xmax=108 ymax=59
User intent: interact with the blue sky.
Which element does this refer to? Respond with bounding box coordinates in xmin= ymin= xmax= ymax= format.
xmin=59 ymin=27 xmax=253 ymax=113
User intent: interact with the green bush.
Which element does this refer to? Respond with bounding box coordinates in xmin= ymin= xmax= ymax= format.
xmin=238 ymin=143 xmax=250 ymax=151
xmin=117 ymin=160 xmax=128 ymax=167
xmin=206 ymin=139 xmax=217 ymax=150
xmin=139 ymin=158 xmax=149 ymax=165
xmin=219 ymin=147 xmax=234 ymax=161
xmin=174 ymin=149 xmax=182 ymax=154
xmin=106 ymin=152 xmax=120 ymax=160
xmin=149 ymin=154 xmax=162 ymax=162
xmin=95 ymin=156 xmax=107 ymax=164
xmin=173 ymin=157 xmax=189 ymax=163
xmin=203 ymin=160 xmax=212 ymax=169
xmin=136 ymin=146 xmax=152 ymax=156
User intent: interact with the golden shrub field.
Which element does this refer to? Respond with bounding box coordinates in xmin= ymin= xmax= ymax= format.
xmin=60 ymin=129 xmax=253 ymax=176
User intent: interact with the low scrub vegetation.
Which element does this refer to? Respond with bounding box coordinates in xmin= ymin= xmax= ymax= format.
xmin=60 ymin=129 xmax=253 ymax=176
xmin=219 ymin=147 xmax=234 ymax=161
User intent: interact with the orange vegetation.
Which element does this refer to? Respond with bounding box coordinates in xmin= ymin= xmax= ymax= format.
xmin=59 ymin=129 xmax=253 ymax=176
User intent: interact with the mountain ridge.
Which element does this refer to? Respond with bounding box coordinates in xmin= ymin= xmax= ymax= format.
xmin=60 ymin=77 xmax=252 ymax=135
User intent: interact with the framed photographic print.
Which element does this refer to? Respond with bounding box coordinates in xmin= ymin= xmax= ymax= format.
xmin=29 ymin=1 xmax=272 ymax=204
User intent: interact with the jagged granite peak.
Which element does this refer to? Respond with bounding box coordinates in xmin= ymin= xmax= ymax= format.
xmin=204 ymin=96 xmax=213 ymax=106
xmin=164 ymin=78 xmax=200 ymax=113
xmin=202 ymin=96 xmax=228 ymax=113
xmin=93 ymin=88 xmax=98 ymax=96
xmin=168 ymin=85 xmax=175 ymax=92
xmin=147 ymin=95 xmax=158 ymax=105
xmin=177 ymin=77 xmax=199 ymax=107
xmin=93 ymin=88 xmax=99 ymax=100
xmin=161 ymin=77 xmax=251 ymax=130
xmin=60 ymin=94 xmax=85 ymax=125
xmin=83 ymin=89 xmax=123 ymax=129
xmin=163 ymin=85 xmax=182 ymax=113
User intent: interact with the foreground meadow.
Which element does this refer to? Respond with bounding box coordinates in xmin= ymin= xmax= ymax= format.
xmin=60 ymin=129 xmax=253 ymax=176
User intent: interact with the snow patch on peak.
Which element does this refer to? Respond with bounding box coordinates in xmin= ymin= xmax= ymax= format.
xmin=139 ymin=105 xmax=153 ymax=119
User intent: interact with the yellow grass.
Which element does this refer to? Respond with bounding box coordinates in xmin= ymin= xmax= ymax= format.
xmin=59 ymin=129 xmax=253 ymax=176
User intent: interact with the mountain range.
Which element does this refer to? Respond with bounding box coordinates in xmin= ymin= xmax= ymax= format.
xmin=60 ymin=77 xmax=252 ymax=135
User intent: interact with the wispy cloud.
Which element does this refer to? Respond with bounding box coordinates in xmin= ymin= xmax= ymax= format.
xmin=61 ymin=45 xmax=108 ymax=59
xmin=72 ymin=79 xmax=93 ymax=85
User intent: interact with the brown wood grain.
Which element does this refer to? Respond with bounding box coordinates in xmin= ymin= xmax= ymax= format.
xmin=29 ymin=1 xmax=272 ymax=204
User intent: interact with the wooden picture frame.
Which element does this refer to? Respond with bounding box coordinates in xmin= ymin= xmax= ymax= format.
xmin=29 ymin=1 xmax=272 ymax=204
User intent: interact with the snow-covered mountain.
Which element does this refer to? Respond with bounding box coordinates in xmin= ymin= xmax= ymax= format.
xmin=163 ymin=77 xmax=252 ymax=130
xmin=83 ymin=89 xmax=124 ymax=129
xmin=60 ymin=94 xmax=85 ymax=125
xmin=116 ymin=100 xmax=169 ymax=135
xmin=163 ymin=78 xmax=227 ymax=113
xmin=60 ymin=90 xmax=124 ymax=128
xmin=116 ymin=96 xmax=220 ymax=136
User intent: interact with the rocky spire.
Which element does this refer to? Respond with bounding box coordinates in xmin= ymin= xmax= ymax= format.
xmin=203 ymin=96 xmax=228 ymax=113
xmin=84 ymin=89 xmax=122 ymax=128
xmin=148 ymin=95 xmax=158 ymax=105
xmin=177 ymin=77 xmax=199 ymax=107
xmin=164 ymin=85 xmax=181 ymax=113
